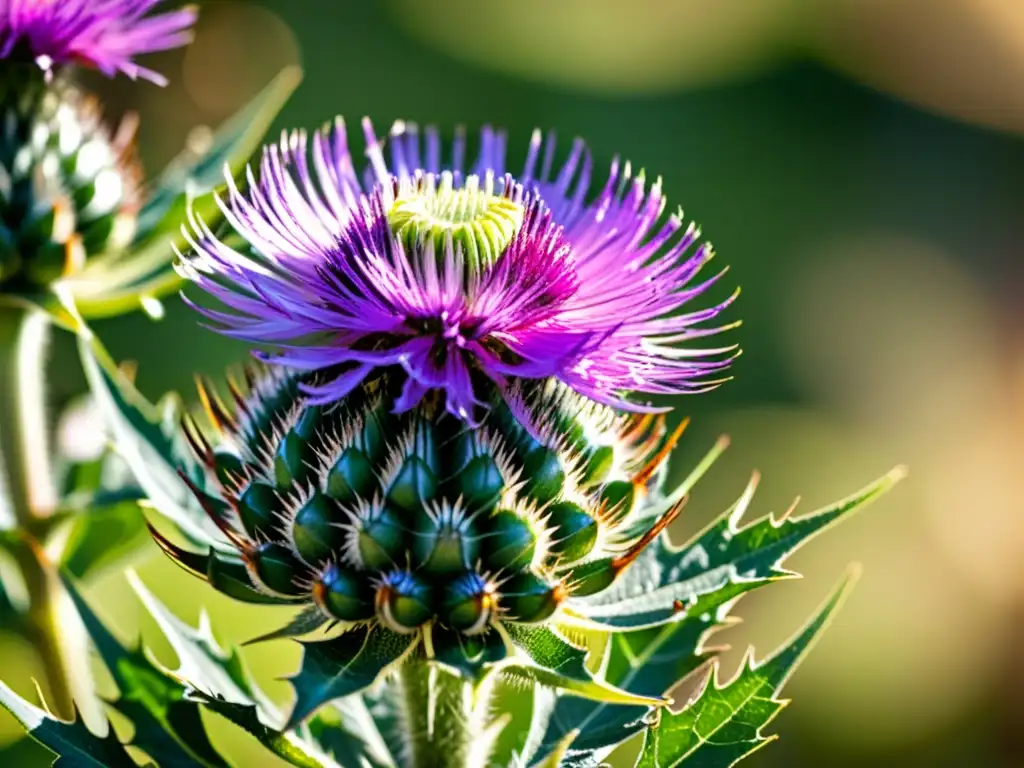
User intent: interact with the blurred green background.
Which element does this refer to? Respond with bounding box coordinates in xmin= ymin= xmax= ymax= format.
xmin=6 ymin=0 xmax=1024 ymax=765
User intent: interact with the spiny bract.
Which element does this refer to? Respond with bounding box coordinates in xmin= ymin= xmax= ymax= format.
xmin=168 ymin=366 xmax=685 ymax=656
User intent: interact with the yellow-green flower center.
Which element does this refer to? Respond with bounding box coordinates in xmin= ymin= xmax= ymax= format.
xmin=387 ymin=171 xmax=524 ymax=269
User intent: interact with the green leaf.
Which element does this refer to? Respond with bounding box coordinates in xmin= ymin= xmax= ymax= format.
xmin=60 ymin=571 xmax=227 ymax=767
xmin=288 ymin=625 xmax=418 ymax=728
xmin=0 ymin=682 xmax=137 ymax=768
xmin=498 ymin=624 xmax=664 ymax=709
xmin=189 ymin=693 xmax=338 ymax=768
xmin=60 ymin=499 xmax=149 ymax=580
xmin=531 ymin=468 xmax=905 ymax=764
xmin=547 ymin=579 xmax=783 ymax=760
xmin=634 ymin=566 xmax=860 ymax=767
xmin=306 ymin=700 xmax=394 ymax=768
xmin=128 ymin=571 xmax=256 ymax=706
xmin=76 ymin=328 xmax=228 ymax=550
xmin=531 ymin=728 xmax=581 ymax=768
xmin=128 ymin=572 xmax=355 ymax=768
xmin=243 ymin=606 xmax=330 ymax=645
xmin=62 ymin=67 xmax=302 ymax=321
xmin=582 ymin=467 xmax=905 ymax=628
xmin=428 ymin=624 xmax=507 ymax=678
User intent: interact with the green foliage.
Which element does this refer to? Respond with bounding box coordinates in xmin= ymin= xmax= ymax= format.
xmin=0 ymin=683 xmax=137 ymax=768
xmin=634 ymin=569 xmax=858 ymax=767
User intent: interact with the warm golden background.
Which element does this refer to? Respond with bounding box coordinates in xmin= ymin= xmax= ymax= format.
xmin=5 ymin=1 xmax=1024 ymax=765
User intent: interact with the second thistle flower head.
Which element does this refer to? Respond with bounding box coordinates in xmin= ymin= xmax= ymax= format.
xmin=0 ymin=0 xmax=197 ymax=85
xmin=0 ymin=1 xmax=196 ymax=298
xmin=180 ymin=119 xmax=739 ymax=422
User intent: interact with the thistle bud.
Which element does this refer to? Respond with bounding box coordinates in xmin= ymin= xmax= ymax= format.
xmin=441 ymin=572 xmax=496 ymax=634
xmin=248 ymin=542 xmax=307 ymax=597
xmin=235 ymin=479 xmax=279 ymax=540
xmin=482 ymin=510 xmax=537 ymax=571
xmin=499 ymin=571 xmax=563 ymax=623
xmin=291 ymin=491 xmax=346 ymax=564
xmin=412 ymin=502 xmax=480 ymax=574
xmin=376 ymin=570 xmax=435 ymax=633
xmin=350 ymin=502 xmax=406 ymax=571
xmin=313 ymin=564 xmax=375 ymax=622
xmin=545 ymin=500 xmax=599 ymax=563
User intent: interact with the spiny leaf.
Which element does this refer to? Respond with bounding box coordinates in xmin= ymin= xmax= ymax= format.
xmin=508 ymin=685 xmax=556 ymax=767
xmin=60 ymin=572 xmax=226 ymax=767
xmin=127 ymin=571 xmax=254 ymax=707
xmin=60 ymin=499 xmax=149 ymax=580
xmin=288 ymin=625 xmax=418 ymax=728
xmin=127 ymin=572 xmax=356 ymax=768
xmin=306 ymin=700 xmax=395 ymax=768
xmin=76 ymin=329 xmax=228 ymax=550
xmin=0 ymin=682 xmax=137 ymax=768
xmin=582 ymin=466 xmax=905 ymax=627
xmin=244 ymin=606 xmax=330 ymax=645
xmin=188 ymin=693 xmax=338 ymax=768
xmin=531 ymin=727 xmax=579 ymax=768
xmin=533 ymin=467 xmax=904 ymax=763
xmin=498 ymin=624 xmax=664 ymax=709
xmin=634 ymin=566 xmax=860 ymax=768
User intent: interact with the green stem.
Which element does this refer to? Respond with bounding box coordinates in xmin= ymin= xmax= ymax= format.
xmin=400 ymin=661 xmax=478 ymax=768
xmin=7 ymin=536 xmax=76 ymax=719
xmin=0 ymin=305 xmax=79 ymax=719
xmin=0 ymin=304 xmax=57 ymax=529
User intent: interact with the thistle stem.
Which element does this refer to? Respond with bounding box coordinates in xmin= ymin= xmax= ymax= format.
xmin=7 ymin=536 xmax=76 ymax=719
xmin=400 ymin=661 xmax=474 ymax=768
xmin=0 ymin=304 xmax=58 ymax=529
xmin=0 ymin=305 xmax=76 ymax=719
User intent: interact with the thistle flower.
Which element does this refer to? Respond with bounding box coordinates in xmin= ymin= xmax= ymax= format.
xmin=179 ymin=119 xmax=740 ymax=422
xmin=0 ymin=0 xmax=197 ymax=85
xmin=58 ymin=114 xmax=906 ymax=767
xmin=122 ymin=118 xmax=745 ymax=736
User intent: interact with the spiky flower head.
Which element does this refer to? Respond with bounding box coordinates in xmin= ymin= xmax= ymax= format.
xmin=0 ymin=0 xmax=197 ymax=85
xmin=179 ymin=118 xmax=740 ymax=423
xmin=160 ymin=363 xmax=689 ymax=722
xmin=150 ymin=116 xmax=741 ymax=724
xmin=0 ymin=1 xmax=196 ymax=298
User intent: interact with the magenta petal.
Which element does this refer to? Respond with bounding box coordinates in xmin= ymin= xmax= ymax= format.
xmin=179 ymin=118 xmax=738 ymax=419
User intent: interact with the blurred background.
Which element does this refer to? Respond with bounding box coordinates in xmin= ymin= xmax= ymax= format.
xmin=5 ymin=0 xmax=1024 ymax=765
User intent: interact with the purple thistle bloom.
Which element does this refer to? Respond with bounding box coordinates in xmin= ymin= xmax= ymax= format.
xmin=0 ymin=0 xmax=197 ymax=85
xmin=179 ymin=118 xmax=739 ymax=422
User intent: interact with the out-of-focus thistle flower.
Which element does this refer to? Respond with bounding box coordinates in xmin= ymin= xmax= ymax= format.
xmin=0 ymin=0 xmax=195 ymax=305
xmin=0 ymin=0 xmax=197 ymax=84
xmin=179 ymin=119 xmax=740 ymax=421
xmin=0 ymin=0 xmax=297 ymax=322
